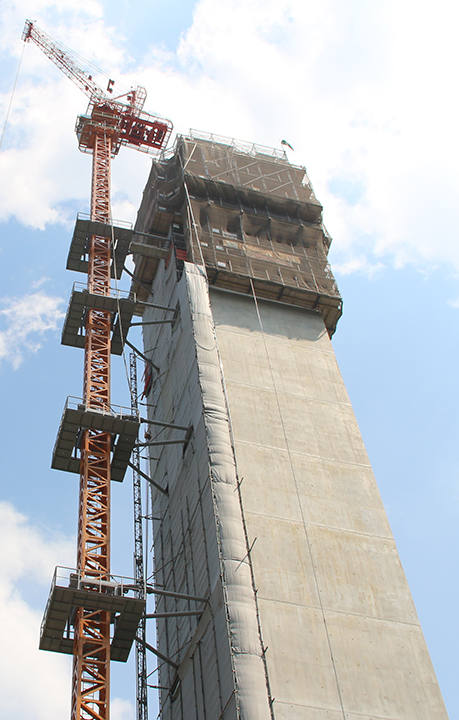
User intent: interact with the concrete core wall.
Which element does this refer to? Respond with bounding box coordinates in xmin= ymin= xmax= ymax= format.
xmin=209 ymin=287 xmax=448 ymax=720
xmin=142 ymin=257 xmax=448 ymax=719
xmin=133 ymin=133 xmax=448 ymax=720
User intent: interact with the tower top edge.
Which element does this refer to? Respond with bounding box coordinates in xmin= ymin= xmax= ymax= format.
xmin=162 ymin=129 xmax=303 ymax=168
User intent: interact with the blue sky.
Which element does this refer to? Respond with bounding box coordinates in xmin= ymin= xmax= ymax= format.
xmin=1 ymin=1 xmax=458 ymax=718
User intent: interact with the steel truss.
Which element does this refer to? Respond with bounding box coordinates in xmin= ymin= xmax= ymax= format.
xmin=72 ymin=133 xmax=113 ymax=720
xmin=130 ymin=354 xmax=148 ymax=720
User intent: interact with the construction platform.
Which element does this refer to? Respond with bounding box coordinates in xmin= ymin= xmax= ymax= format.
xmin=67 ymin=214 xmax=133 ymax=279
xmin=61 ymin=282 xmax=137 ymax=355
xmin=67 ymin=212 xmax=171 ymax=282
xmin=40 ymin=566 xmax=145 ymax=662
xmin=51 ymin=396 xmax=140 ymax=482
xmin=130 ymin=132 xmax=343 ymax=334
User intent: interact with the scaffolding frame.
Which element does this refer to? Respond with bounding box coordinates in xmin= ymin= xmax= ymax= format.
xmin=130 ymin=354 xmax=148 ymax=720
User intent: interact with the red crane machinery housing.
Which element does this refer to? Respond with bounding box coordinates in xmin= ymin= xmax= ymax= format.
xmin=22 ymin=20 xmax=173 ymax=720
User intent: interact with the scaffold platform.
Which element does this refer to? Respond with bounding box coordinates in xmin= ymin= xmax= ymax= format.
xmin=67 ymin=213 xmax=172 ymax=284
xmin=61 ymin=282 xmax=136 ymax=355
xmin=51 ymin=397 xmax=140 ymax=482
xmin=129 ymin=238 xmax=169 ymax=260
xmin=67 ymin=214 xmax=133 ymax=279
xmin=40 ymin=567 xmax=145 ymax=662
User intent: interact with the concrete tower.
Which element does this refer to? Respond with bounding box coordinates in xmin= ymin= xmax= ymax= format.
xmin=129 ymin=131 xmax=448 ymax=720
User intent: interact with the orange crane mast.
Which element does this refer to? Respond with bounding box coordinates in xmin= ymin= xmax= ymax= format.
xmin=22 ymin=20 xmax=172 ymax=720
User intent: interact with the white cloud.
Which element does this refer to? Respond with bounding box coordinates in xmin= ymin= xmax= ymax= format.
xmin=31 ymin=276 xmax=52 ymax=289
xmin=0 ymin=1 xmax=104 ymax=55
xmin=0 ymin=291 xmax=64 ymax=368
xmin=333 ymin=256 xmax=385 ymax=278
xmin=165 ymin=0 xmax=459 ymax=274
xmin=2 ymin=0 xmax=459 ymax=271
xmin=0 ymin=501 xmax=74 ymax=720
xmin=111 ymin=697 xmax=135 ymax=720
xmin=0 ymin=500 xmax=74 ymax=592
xmin=26 ymin=6 xmax=459 ymax=266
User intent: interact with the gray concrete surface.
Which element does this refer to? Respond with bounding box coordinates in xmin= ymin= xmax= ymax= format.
xmin=210 ymin=287 xmax=449 ymax=720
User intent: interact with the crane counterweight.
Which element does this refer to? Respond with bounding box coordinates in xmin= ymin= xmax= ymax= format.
xmin=76 ymin=105 xmax=170 ymax=156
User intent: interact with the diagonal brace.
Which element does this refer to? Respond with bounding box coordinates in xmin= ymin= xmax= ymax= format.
xmin=127 ymin=460 xmax=168 ymax=496
xmin=136 ymin=636 xmax=178 ymax=670
xmin=125 ymin=339 xmax=159 ymax=373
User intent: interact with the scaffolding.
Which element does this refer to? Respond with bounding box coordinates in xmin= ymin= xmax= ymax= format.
xmin=130 ymin=133 xmax=342 ymax=335
xmin=130 ymin=354 xmax=148 ymax=720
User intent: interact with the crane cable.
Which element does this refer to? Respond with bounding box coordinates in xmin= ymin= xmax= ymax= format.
xmin=0 ymin=43 xmax=26 ymax=153
xmin=45 ymin=33 xmax=131 ymax=99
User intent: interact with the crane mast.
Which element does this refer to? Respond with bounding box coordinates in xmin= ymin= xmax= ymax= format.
xmin=71 ymin=130 xmax=112 ymax=720
xmin=23 ymin=20 xmax=172 ymax=720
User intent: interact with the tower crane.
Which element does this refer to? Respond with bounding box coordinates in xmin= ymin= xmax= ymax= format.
xmin=22 ymin=20 xmax=173 ymax=720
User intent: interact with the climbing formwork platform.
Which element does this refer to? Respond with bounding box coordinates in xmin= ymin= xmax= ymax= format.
xmin=40 ymin=566 xmax=146 ymax=662
xmin=51 ymin=397 xmax=140 ymax=482
xmin=61 ymin=282 xmax=137 ymax=355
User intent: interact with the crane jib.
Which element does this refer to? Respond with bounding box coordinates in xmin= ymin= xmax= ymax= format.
xmin=21 ymin=19 xmax=173 ymax=155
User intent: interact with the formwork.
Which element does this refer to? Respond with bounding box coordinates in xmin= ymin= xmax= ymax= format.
xmin=131 ymin=131 xmax=342 ymax=336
